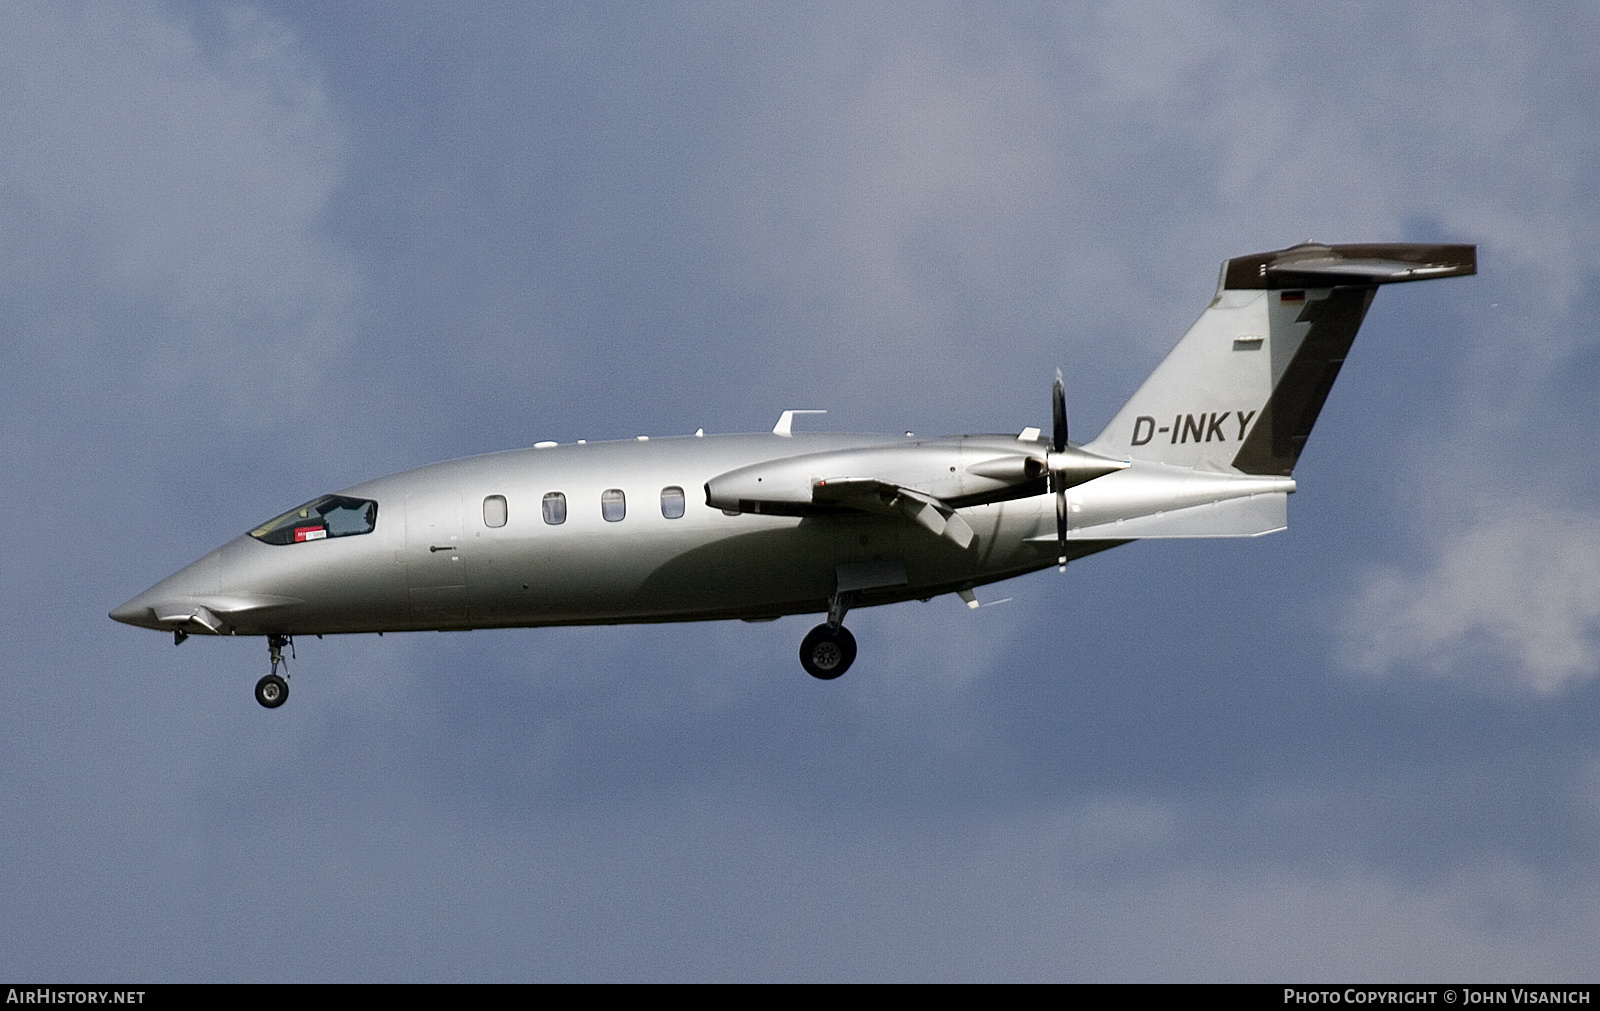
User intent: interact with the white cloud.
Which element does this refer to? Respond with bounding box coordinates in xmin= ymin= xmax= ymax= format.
xmin=1342 ymin=504 xmax=1600 ymax=694
xmin=705 ymin=4 xmax=1599 ymax=433
xmin=709 ymin=25 xmax=1072 ymax=417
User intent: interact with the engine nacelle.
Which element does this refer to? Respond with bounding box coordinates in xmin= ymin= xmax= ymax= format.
xmin=705 ymin=437 xmax=1072 ymax=515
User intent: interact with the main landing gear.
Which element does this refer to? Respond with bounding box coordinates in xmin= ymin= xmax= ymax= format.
xmin=255 ymin=634 xmax=292 ymax=709
xmin=799 ymin=590 xmax=858 ymax=680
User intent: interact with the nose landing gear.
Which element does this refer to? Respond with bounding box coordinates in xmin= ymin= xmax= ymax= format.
xmin=799 ymin=589 xmax=858 ymax=680
xmin=255 ymin=634 xmax=292 ymax=708
xmin=255 ymin=674 xmax=288 ymax=707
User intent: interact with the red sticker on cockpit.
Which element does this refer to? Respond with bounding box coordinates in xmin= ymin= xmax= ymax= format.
xmin=295 ymin=526 xmax=327 ymax=542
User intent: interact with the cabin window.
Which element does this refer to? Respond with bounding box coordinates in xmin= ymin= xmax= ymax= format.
xmin=660 ymin=486 xmax=686 ymax=519
xmin=249 ymin=495 xmax=378 ymax=545
xmin=601 ymin=488 xmax=626 ymax=522
xmin=483 ymin=495 xmax=507 ymax=528
xmin=542 ymin=492 xmax=567 ymax=525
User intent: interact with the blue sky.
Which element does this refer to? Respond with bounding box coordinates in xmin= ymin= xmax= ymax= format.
xmin=4 ymin=1 xmax=1600 ymax=981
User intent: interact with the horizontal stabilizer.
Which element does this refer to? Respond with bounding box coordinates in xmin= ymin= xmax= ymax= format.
xmin=1222 ymin=242 xmax=1476 ymax=289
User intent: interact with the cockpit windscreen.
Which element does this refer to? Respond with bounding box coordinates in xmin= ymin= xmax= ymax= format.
xmin=250 ymin=495 xmax=378 ymax=545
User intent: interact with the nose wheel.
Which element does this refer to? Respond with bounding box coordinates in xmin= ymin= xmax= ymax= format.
xmin=256 ymin=634 xmax=293 ymax=708
xmin=255 ymin=673 xmax=289 ymax=708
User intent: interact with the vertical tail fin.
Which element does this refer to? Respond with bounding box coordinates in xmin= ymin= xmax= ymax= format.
xmin=1085 ymin=242 xmax=1475 ymax=475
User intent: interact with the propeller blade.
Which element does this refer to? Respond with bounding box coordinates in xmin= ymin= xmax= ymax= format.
xmin=1045 ymin=364 xmax=1131 ymax=569
xmin=1052 ymin=369 xmax=1067 ymax=453
xmin=1053 ymin=370 xmax=1069 ymax=568
xmin=1055 ymin=482 xmax=1068 ymax=570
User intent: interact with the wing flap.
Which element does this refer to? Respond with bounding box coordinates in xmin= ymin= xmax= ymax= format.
xmin=813 ymin=478 xmax=975 ymax=548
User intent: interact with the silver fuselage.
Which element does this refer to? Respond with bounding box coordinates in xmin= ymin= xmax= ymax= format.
xmin=112 ymin=433 xmax=1122 ymax=636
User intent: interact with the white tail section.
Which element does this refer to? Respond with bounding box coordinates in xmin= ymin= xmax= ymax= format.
xmin=1085 ymin=242 xmax=1474 ymax=476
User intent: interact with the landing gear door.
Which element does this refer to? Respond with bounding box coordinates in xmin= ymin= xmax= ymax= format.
xmin=832 ymin=517 xmax=903 ymax=597
xmin=404 ymin=489 xmax=468 ymax=626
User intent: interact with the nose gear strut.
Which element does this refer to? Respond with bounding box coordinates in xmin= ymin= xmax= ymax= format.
xmin=255 ymin=635 xmax=293 ymax=709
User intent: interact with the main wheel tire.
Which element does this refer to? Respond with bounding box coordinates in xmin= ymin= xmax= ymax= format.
xmin=255 ymin=673 xmax=289 ymax=708
xmin=799 ymin=624 xmax=857 ymax=680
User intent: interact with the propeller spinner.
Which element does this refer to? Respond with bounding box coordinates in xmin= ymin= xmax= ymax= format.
xmin=1046 ymin=369 xmax=1130 ymax=569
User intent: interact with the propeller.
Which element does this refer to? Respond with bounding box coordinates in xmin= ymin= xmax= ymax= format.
xmin=1045 ymin=368 xmax=1131 ymax=570
xmin=1052 ymin=370 xmax=1069 ymax=569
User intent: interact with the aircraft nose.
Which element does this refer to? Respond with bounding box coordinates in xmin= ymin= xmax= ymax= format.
xmin=109 ymin=590 xmax=159 ymax=629
xmin=110 ymin=546 xmax=225 ymax=631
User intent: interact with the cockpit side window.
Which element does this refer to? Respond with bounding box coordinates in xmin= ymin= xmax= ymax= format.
xmin=250 ymin=495 xmax=378 ymax=545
